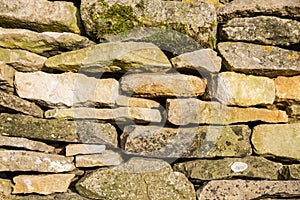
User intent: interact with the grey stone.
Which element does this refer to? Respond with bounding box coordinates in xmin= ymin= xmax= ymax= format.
xmin=11 ymin=192 xmax=90 ymax=200
xmin=75 ymin=150 xmax=123 ymax=167
xmin=0 ymin=63 xmax=15 ymax=94
xmin=121 ymin=125 xmax=252 ymax=158
xmin=217 ymin=42 xmax=300 ymax=77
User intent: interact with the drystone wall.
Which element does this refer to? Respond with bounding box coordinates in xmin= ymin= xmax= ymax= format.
xmin=0 ymin=0 xmax=299 ymax=199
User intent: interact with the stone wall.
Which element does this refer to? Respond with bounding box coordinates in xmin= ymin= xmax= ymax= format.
xmin=0 ymin=0 xmax=299 ymax=199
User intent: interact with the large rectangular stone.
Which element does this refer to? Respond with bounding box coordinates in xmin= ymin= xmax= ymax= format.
xmin=274 ymin=76 xmax=300 ymax=102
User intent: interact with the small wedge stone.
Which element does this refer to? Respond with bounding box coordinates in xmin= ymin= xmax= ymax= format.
xmin=66 ymin=144 xmax=106 ymax=156
xmin=75 ymin=150 xmax=123 ymax=167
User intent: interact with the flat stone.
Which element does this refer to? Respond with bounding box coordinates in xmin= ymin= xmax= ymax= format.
xmin=0 ymin=90 xmax=43 ymax=118
xmin=12 ymin=192 xmax=90 ymax=200
xmin=220 ymin=16 xmax=300 ymax=46
xmin=0 ymin=28 xmax=94 ymax=57
xmin=15 ymin=71 xmax=119 ymax=107
xmin=75 ymin=150 xmax=123 ymax=167
xmin=0 ymin=0 xmax=81 ymax=33
xmin=76 ymin=157 xmax=196 ymax=200
xmin=167 ymin=98 xmax=288 ymax=125
xmin=287 ymin=105 xmax=300 ymax=117
xmin=121 ymin=125 xmax=252 ymax=158
xmin=197 ymin=180 xmax=300 ymax=199
xmin=0 ymin=48 xmax=46 ymax=72
xmin=45 ymin=107 xmax=162 ymax=123
xmin=0 ymin=178 xmax=12 ymax=200
xmin=171 ymin=49 xmax=222 ymax=74
xmin=212 ymin=72 xmax=275 ymax=106
xmin=45 ymin=42 xmax=171 ymax=73
xmin=174 ymin=156 xmax=283 ymax=180
xmin=66 ymin=144 xmax=106 ymax=156
xmin=0 ymin=136 xmax=54 ymax=153
xmin=274 ymin=76 xmax=300 ymax=102
xmin=121 ymin=73 xmax=206 ymax=97
xmin=0 ymin=150 xmax=75 ymax=172
xmin=13 ymin=174 xmax=74 ymax=195
xmin=252 ymin=123 xmax=300 ymax=161
xmin=217 ymin=0 xmax=300 ymax=23
xmin=288 ymin=164 xmax=300 ymax=179
xmin=116 ymin=96 xmax=160 ymax=108
xmin=0 ymin=113 xmax=118 ymax=146
xmin=81 ymin=0 xmax=217 ymax=48
xmin=218 ymin=42 xmax=300 ymax=77
xmin=0 ymin=63 xmax=15 ymax=94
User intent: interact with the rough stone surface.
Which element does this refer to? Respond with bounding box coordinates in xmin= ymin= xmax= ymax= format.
xmin=252 ymin=124 xmax=300 ymax=161
xmin=171 ymin=49 xmax=222 ymax=74
xmin=217 ymin=0 xmax=300 ymax=23
xmin=76 ymin=157 xmax=196 ymax=200
xmin=220 ymin=16 xmax=300 ymax=46
xmin=0 ymin=63 xmax=15 ymax=94
xmin=0 ymin=0 xmax=81 ymax=33
xmin=45 ymin=42 xmax=171 ymax=73
xmin=66 ymin=144 xmax=106 ymax=156
xmin=81 ymin=0 xmax=217 ymax=48
xmin=0 ymin=48 xmax=46 ymax=72
xmin=116 ymin=96 xmax=160 ymax=108
xmin=167 ymin=98 xmax=288 ymax=125
xmin=288 ymin=165 xmax=300 ymax=179
xmin=212 ymin=72 xmax=275 ymax=106
xmin=274 ymin=76 xmax=300 ymax=102
xmin=0 ymin=150 xmax=75 ymax=172
xmin=217 ymin=42 xmax=300 ymax=77
xmin=121 ymin=73 xmax=206 ymax=97
xmin=12 ymin=192 xmax=90 ymax=200
xmin=197 ymin=180 xmax=300 ymax=199
xmin=121 ymin=125 xmax=252 ymax=158
xmin=0 ymin=178 xmax=12 ymax=200
xmin=287 ymin=105 xmax=300 ymax=117
xmin=0 ymin=113 xmax=118 ymax=146
xmin=15 ymin=71 xmax=119 ymax=108
xmin=0 ymin=90 xmax=43 ymax=118
xmin=174 ymin=156 xmax=283 ymax=180
xmin=0 ymin=28 xmax=94 ymax=57
xmin=0 ymin=136 xmax=54 ymax=153
xmin=75 ymin=150 xmax=123 ymax=167
xmin=45 ymin=107 xmax=162 ymax=123
xmin=13 ymin=174 xmax=75 ymax=195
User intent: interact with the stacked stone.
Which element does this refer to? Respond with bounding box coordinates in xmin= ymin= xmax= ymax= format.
xmin=0 ymin=0 xmax=299 ymax=199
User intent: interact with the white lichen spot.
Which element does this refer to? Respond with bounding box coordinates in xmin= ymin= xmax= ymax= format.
xmin=34 ymin=158 xmax=42 ymax=165
xmin=42 ymin=32 xmax=63 ymax=39
xmin=24 ymin=179 xmax=34 ymax=191
xmin=50 ymin=134 xmax=56 ymax=138
xmin=230 ymin=162 xmax=248 ymax=173
xmin=7 ymin=117 xmax=12 ymax=121
xmin=48 ymin=161 xmax=73 ymax=172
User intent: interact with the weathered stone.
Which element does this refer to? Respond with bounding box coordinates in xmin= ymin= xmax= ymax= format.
xmin=287 ymin=105 xmax=300 ymax=117
xmin=66 ymin=144 xmax=106 ymax=156
xmin=0 ymin=178 xmax=12 ymax=200
xmin=13 ymin=174 xmax=74 ymax=195
xmin=197 ymin=180 xmax=300 ymax=199
xmin=45 ymin=42 xmax=171 ymax=73
xmin=0 ymin=91 xmax=43 ymax=118
xmin=0 ymin=28 xmax=94 ymax=57
xmin=116 ymin=96 xmax=160 ymax=108
xmin=252 ymin=123 xmax=300 ymax=161
xmin=121 ymin=125 xmax=252 ymax=158
xmin=0 ymin=113 xmax=118 ymax=146
xmin=217 ymin=42 xmax=300 ymax=77
xmin=121 ymin=73 xmax=206 ymax=97
xmin=212 ymin=72 xmax=275 ymax=106
xmin=75 ymin=150 xmax=123 ymax=167
xmin=274 ymin=76 xmax=300 ymax=102
xmin=0 ymin=0 xmax=81 ymax=33
xmin=45 ymin=107 xmax=162 ymax=123
xmin=15 ymin=71 xmax=119 ymax=107
xmin=217 ymin=0 xmax=300 ymax=23
xmin=174 ymin=156 xmax=283 ymax=180
xmin=76 ymin=157 xmax=196 ymax=200
xmin=171 ymin=49 xmax=222 ymax=74
xmin=12 ymin=192 xmax=90 ymax=200
xmin=0 ymin=136 xmax=54 ymax=153
xmin=0 ymin=150 xmax=75 ymax=172
xmin=0 ymin=63 xmax=15 ymax=93
xmin=0 ymin=48 xmax=46 ymax=72
xmin=81 ymin=0 xmax=217 ymax=48
xmin=220 ymin=16 xmax=300 ymax=46
xmin=288 ymin=165 xmax=300 ymax=179
xmin=167 ymin=98 xmax=288 ymax=125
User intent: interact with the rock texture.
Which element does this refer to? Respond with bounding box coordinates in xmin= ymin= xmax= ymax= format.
xmin=66 ymin=144 xmax=106 ymax=156
xmin=218 ymin=42 xmax=300 ymax=77
xmin=288 ymin=165 xmax=300 ymax=179
xmin=75 ymin=150 xmax=123 ymax=167
xmin=0 ymin=63 xmax=15 ymax=94
xmin=45 ymin=42 xmax=171 ymax=73
xmin=15 ymin=71 xmax=119 ymax=107
xmin=0 ymin=178 xmax=12 ymax=200
xmin=12 ymin=192 xmax=90 ymax=200
xmin=81 ymin=0 xmax=217 ymax=48
xmin=120 ymin=73 xmax=206 ymax=97
xmin=76 ymin=157 xmax=196 ymax=200
xmin=116 ymin=96 xmax=160 ymax=108
xmin=167 ymin=98 xmax=288 ymax=125
xmin=13 ymin=174 xmax=75 ymax=195
xmin=252 ymin=124 xmax=300 ymax=161
xmin=220 ymin=16 xmax=300 ymax=46
xmin=121 ymin=125 xmax=252 ymax=158
xmin=288 ymin=105 xmax=300 ymax=117
xmin=212 ymin=72 xmax=275 ymax=106
xmin=0 ymin=0 xmax=81 ymax=33
xmin=274 ymin=76 xmax=300 ymax=102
